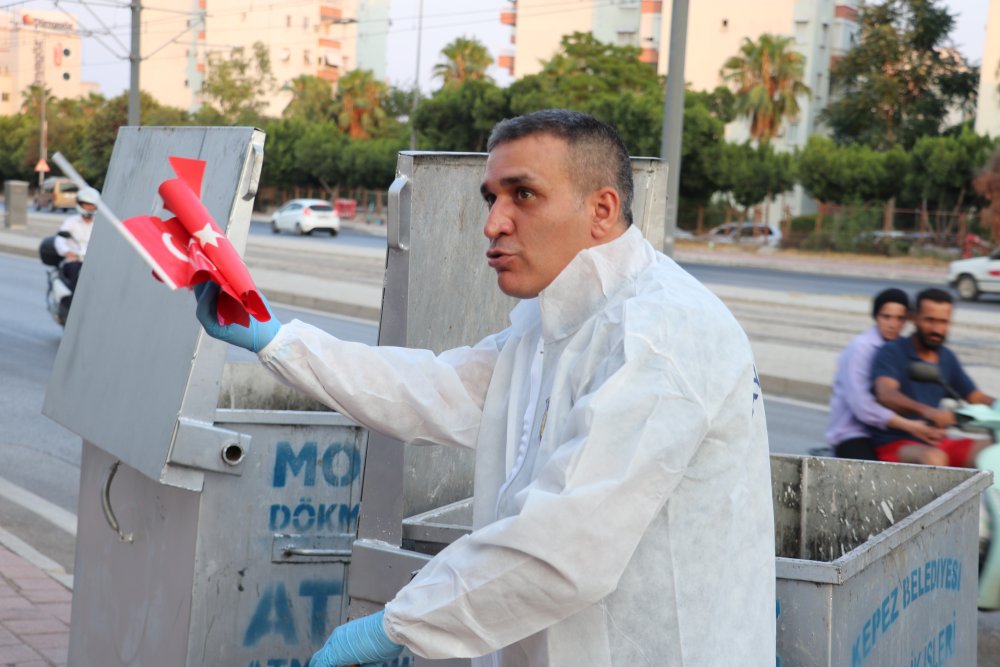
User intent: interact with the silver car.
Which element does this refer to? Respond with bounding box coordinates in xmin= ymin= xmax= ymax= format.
xmin=270 ymin=199 xmax=341 ymax=236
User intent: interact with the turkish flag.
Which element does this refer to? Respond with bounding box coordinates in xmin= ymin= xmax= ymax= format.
xmin=122 ymin=156 xmax=269 ymax=327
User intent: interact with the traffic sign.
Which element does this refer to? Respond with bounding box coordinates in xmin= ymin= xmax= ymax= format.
xmin=35 ymin=159 xmax=50 ymax=173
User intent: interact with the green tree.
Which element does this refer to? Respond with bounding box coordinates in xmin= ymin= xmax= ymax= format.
xmin=81 ymin=92 xmax=190 ymax=186
xmin=334 ymin=69 xmax=389 ymax=139
xmin=720 ymin=34 xmax=810 ymax=144
xmin=905 ymin=127 xmax=995 ymax=211
xmin=433 ymin=37 xmax=494 ymax=89
xmin=294 ymin=121 xmax=348 ymax=189
xmin=0 ymin=114 xmax=34 ymax=182
xmin=822 ymin=0 xmax=978 ymax=149
xmin=260 ymin=117 xmax=311 ymax=188
xmin=678 ymin=91 xmax=728 ymax=232
xmin=201 ymin=42 xmax=277 ymax=125
xmin=282 ymin=75 xmax=335 ymax=121
xmin=719 ymin=142 xmax=793 ymax=218
xmin=414 ymin=79 xmax=509 ymax=151
xmin=507 ymin=32 xmax=662 ymax=153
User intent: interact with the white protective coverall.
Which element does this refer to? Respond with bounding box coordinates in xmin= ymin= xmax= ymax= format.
xmin=260 ymin=226 xmax=776 ymax=666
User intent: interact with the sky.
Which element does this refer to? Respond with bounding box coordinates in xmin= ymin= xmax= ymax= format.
xmin=17 ymin=0 xmax=993 ymax=98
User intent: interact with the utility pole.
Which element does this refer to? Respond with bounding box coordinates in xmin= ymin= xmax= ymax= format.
xmin=128 ymin=0 xmax=141 ymax=125
xmin=33 ymin=38 xmax=47 ymax=190
xmin=659 ymin=0 xmax=688 ymax=257
xmin=409 ymin=0 xmax=423 ymax=150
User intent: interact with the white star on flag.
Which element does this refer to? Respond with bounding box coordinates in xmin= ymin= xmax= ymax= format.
xmin=193 ymin=223 xmax=225 ymax=247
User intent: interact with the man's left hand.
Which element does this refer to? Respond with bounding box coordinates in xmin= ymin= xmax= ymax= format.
xmin=308 ymin=610 xmax=403 ymax=667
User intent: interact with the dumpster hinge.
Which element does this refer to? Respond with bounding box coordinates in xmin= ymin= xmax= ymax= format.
xmin=170 ymin=417 xmax=250 ymax=476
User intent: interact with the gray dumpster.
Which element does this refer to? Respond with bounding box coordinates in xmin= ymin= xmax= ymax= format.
xmin=772 ymin=455 xmax=989 ymax=667
xmin=43 ymin=127 xmax=369 ymax=666
xmin=4 ymin=179 xmax=28 ymax=228
xmin=402 ymin=455 xmax=991 ymax=667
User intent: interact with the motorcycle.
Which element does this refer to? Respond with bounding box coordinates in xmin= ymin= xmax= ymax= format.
xmin=38 ymin=232 xmax=74 ymax=327
xmin=909 ymin=361 xmax=1000 ymax=610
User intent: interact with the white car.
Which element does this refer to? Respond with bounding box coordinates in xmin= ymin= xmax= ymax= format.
xmin=949 ymin=247 xmax=1000 ymax=301
xmin=705 ymin=222 xmax=782 ymax=248
xmin=270 ymin=199 xmax=341 ymax=236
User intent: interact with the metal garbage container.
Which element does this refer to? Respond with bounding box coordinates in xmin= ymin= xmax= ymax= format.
xmin=772 ymin=455 xmax=989 ymax=667
xmin=401 ymin=456 xmax=991 ymax=666
xmin=43 ymin=127 xmax=371 ymax=666
xmin=4 ymin=179 xmax=28 ymax=228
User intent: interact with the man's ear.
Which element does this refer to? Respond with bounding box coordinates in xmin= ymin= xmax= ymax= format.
xmin=590 ymin=187 xmax=622 ymax=239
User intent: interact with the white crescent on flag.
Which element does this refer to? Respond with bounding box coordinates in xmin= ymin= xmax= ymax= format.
xmin=162 ymin=232 xmax=191 ymax=263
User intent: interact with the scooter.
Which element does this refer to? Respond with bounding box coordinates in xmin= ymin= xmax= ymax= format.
xmin=38 ymin=232 xmax=74 ymax=327
xmin=909 ymin=361 xmax=1000 ymax=610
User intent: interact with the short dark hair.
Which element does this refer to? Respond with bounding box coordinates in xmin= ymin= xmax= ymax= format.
xmin=872 ymin=288 xmax=910 ymax=318
xmin=487 ymin=109 xmax=634 ymax=226
xmin=915 ymin=287 xmax=953 ymax=312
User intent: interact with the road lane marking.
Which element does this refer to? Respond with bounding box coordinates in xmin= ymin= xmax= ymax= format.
xmin=0 ymin=475 xmax=76 ymax=536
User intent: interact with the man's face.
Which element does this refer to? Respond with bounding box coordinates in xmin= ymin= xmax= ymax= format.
xmin=480 ymin=134 xmax=602 ymax=299
xmin=913 ymin=300 xmax=952 ymax=350
xmin=875 ymin=302 xmax=908 ymax=341
xmin=81 ymin=203 xmax=97 ymax=221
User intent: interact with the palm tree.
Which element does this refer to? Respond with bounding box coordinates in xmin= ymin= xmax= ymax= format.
xmin=721 ymin=34 xmax=810 ymax=144
xmin=334 ymin=70 xmax=388 ymax=139
xmin=433 ymin=37 xmax=494 ymax=89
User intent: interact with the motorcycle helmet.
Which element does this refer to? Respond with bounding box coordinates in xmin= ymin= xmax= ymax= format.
xmin=76 ymin=186 xmax=100 ymax=217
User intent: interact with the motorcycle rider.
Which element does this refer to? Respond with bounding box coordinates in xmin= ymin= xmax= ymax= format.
xmin=871 ymin=287 xmax=996 ymax=466
xmin=826 ymin=288 xmax=946 ymax=459
xmin=53 ymin=186 xmax=100 ymax=293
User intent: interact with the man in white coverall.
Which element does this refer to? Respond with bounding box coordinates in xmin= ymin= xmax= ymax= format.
xmin=195 ymin=109 xmax=776 ymax=666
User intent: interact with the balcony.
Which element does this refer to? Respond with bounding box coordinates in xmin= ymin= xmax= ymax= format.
xmin=500 ymin=9 xmax=516 ymax=26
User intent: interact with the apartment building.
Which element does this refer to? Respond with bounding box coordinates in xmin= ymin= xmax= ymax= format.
xmin=140 ymin=0 xmax=390 ymax=117
xmin=975 ymin=0 xmax=1000 ymax=138
xmin=0 ymin=9 xmax=87 ymax=116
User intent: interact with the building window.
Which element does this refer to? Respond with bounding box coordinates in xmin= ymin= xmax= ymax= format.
xmin=303 ymin=16 xmax=309 ymax=29
xmin=303 ymin=49 xmax=311 ymax=64
xmin=1 ymin=93 xmax=8 ymax=102
xmin=721 ymin=18 xmax=728 ymax=30
xmin=617 ymin=30 xmax=637 ymax=46
xmin=286 ymin=15 xmax=292 ymax=27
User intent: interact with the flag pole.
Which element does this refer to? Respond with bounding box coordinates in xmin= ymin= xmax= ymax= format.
xmin=51 ymin=152 xmax=179 ymax=289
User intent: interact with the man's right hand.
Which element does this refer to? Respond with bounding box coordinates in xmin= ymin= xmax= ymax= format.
xmin=924 ymin=407 xmax=956 ymax=429
xmin=195 ymin=282 xmax=282 ymax=353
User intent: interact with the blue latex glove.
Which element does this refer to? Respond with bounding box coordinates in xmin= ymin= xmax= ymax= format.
xmin=194 ymin=282 xmax=281 ymax=353
xmin=309 ymin=610 xmax=404 ymax=667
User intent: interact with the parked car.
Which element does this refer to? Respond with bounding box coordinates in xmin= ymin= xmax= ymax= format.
xmin=270 ymin=199 xmax=341 ymax=236
xmin=705 ymin=222 xmax=782 ymax=248
xmin=34 ymin=177 xmax=78 ymax=212
xmin=949 ymin=247 xmax=1000 ymax=301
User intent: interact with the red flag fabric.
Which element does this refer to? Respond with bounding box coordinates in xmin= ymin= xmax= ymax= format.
xmin=121 ymin=157 xmax=268 ymax=327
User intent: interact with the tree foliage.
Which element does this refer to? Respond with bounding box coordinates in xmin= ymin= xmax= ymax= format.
xmin=720 ymin=34 xmax=810 ymax=144
xmin=282 ymin=75 xmax=335 ymax=122
xmin=414 ymin=79 xmax=509 ymax=151
xmin=201 ymin=41 xmax=276 ymax=125
xmin=822 ymin=0 xmax=978 ymax=149
xmin=333 ymin=69 xmax=391 ymax=139
xmin=508 ymin=32 xmax=662 ymax=155
xmin=433 ymin=37 xmax=494 ymax=89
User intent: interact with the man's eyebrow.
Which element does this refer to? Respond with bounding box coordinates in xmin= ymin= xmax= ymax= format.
xmin=480 ymin=174 xmax=538 ymax=195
